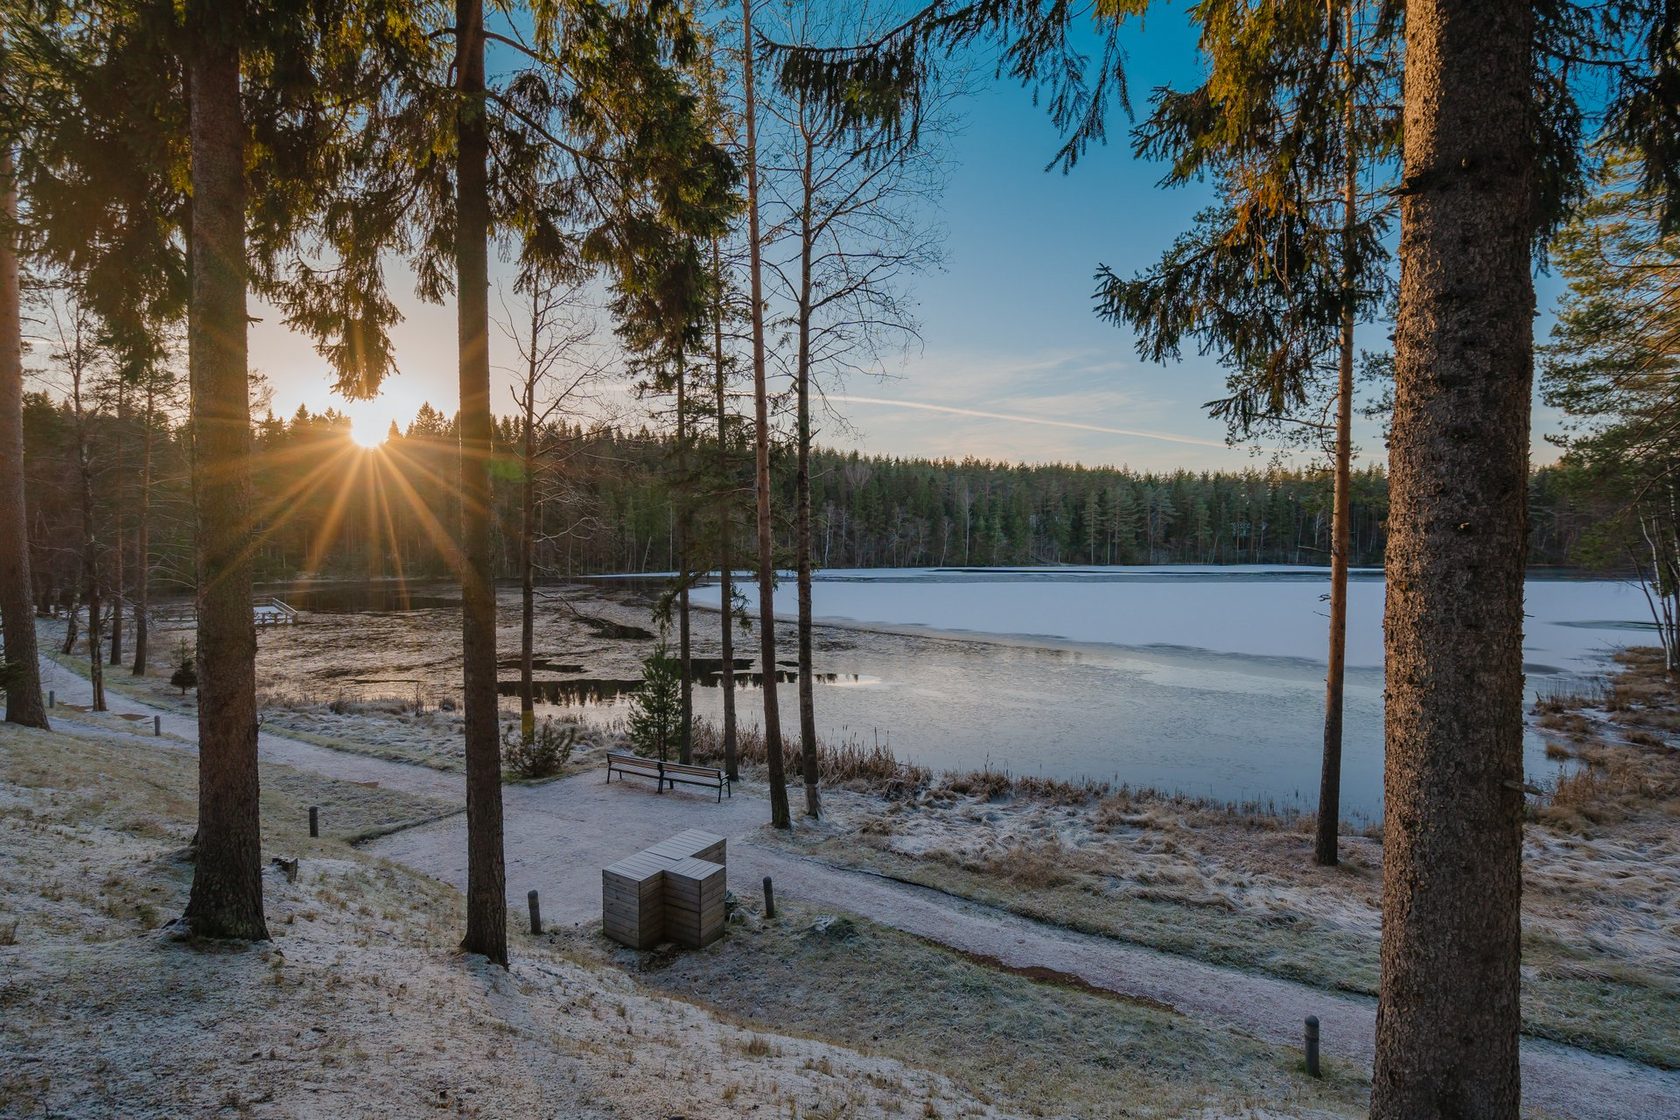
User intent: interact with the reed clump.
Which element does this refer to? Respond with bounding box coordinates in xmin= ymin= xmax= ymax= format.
xmin=688 ymin=720 xmax=932 ymax=793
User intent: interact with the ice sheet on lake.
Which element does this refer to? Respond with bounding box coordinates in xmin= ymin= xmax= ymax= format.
xmin=694 ymin=566 xmax=1651 ymax=675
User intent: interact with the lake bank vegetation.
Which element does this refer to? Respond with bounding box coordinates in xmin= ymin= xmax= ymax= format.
xmin=747 ymin=646 xmax=1680 ymax=1070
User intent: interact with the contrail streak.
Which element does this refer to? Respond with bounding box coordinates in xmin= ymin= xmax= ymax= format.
xmin=834 ymin=395 xmax=1235 ymax=450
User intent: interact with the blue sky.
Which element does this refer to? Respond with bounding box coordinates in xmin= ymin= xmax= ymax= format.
xmin=250 ymin=4 xmax=1569 ymax=471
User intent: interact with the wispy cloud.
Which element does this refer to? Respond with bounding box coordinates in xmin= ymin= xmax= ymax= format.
xmin=835 ymin=395 xmax=1234 ymax=450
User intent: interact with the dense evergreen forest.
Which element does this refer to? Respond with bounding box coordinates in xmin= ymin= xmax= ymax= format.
xmin=18 ymin=394 xmax=1600 ymax=604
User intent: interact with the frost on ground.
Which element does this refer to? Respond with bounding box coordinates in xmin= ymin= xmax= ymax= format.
xmin=753 ymin=647 xmax=1680 ymax=1071
xmin=0 ymin=723 xmax=1001 ymax=1119
xmin=558 ymin=900 xmax=1370 ymax=1120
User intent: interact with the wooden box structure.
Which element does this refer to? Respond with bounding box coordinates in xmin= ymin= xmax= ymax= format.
xmin=662 ymin=856 xmax=728 ymax=948
xmin=602 ymin=830 xmax=727 ymax=950
xmin=644 ymin=828 xmax=726 ymax=867
xmin=602 ymin=850 xmax=673 ymax=950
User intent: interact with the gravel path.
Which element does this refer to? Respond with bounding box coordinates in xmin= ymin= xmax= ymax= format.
xmin=38 ymin=655 xmax=1680 ymax=1120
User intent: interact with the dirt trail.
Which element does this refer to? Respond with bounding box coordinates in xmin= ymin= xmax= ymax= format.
xmin=38 ymin=654 xmax=1680 ymax=1120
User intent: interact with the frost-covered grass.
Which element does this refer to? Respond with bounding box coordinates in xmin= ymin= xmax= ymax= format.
xmin=40 ymin=639 xmax=199 ymax=715
xmin=257 ymin=690 xmax=472 ymax=771
xmin=558 ymin=897 xmax=1373 ymax=1119
xmin=757 ymin=659 xmax=1680 ymax=1072
xmin=0 ymin=722 xmax=1003 ymax=1119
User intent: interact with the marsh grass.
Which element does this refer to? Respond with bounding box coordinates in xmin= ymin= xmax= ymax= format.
xmin=1536 ymin=647 xmax=1680 ymax=828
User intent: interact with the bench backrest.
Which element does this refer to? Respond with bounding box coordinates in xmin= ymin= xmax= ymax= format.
xmin=608 ymin=752 xmax=662 ymax=770
xmin=663 ymin=762 xmax=723 ymax=779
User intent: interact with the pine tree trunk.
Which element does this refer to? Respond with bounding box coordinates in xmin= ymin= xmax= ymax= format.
xmin=77 ymin=408 xmax=105 ymax=712
xmin=1371 ymin=2 xmax=1531 ymax=1115
xmin=519 ymin=321 xmax=536 ymax=741
xmin=795 ymin=136 xmax=820 ymax=818
xmin=712 ymin=241 xmax=738 ymax=781
xmin=0 ymin=142 xmax=47 ymax=728
xmin=677 ymin=357 xmax=693 ymax=765
xmin=61 ymin=596 xmax=78 ymax=656
xmin=109 ymin=384 xmax=125 ymax=666
xmin=182 ymin=26 xmax=268 ymax=941
xmin=742 ymin=0 xmax=789 ymax=829
xmin=133 ymin=382 xmax=154 ymax=676
xmin=454 ymin=0 xmax=507 ymax=966
xmin=1315 ymin=4 xmax=1359 ymax=868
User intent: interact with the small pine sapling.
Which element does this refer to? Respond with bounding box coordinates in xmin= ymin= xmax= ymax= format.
xmin=170 ymin=641 xmax=198 ymax=696
xmin=627 ymin=641 xmax=684 ymax=761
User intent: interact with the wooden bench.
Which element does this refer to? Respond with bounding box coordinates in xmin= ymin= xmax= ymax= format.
xmin=604 ymin=752 xmax=731 ymax=802
xmin=661 ymin=761 xmax=731 ymax=802
xmin=605 ymin=752 xmax=663 ymax=789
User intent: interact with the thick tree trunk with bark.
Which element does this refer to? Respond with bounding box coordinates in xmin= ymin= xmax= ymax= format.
xmin=454 ymin=0 xmax=507 ymax=966
xmin=1371 ymin=2 xmax=1532 ymax=1115
xmin=0 ymin=143 xmax=48 ymax=728
xmin=182 ymin=28 xmax=268 ymax=941
xmin=742 ymin=0 xmax=790 ymax=829
xmin=712 ymin=242 xmax=738 ymax=782
xmin=794 ymin=144 xmax=820 ymax=818
xmin=1315 ymin=7 xmax=1359 ymax=868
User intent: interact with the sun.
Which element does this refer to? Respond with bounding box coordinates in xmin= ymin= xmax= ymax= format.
xmin=341 ymin=398 xmax=403 ymax=449
xmin=347 ymin=411 xmax=388 ymax=449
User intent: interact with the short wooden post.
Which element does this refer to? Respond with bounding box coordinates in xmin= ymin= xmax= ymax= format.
xmin=1304 ymin=1015 xmax=1320 ymax=1078
xmin=153 ymin=715 xmax=161 ymax=737
xmin=308 ymin=806 xmax=319 ymax=838
xmin=527 ymin=889 xmax=542 ymax=935
xmin=762 ymin=876 xmax=775 ymax=919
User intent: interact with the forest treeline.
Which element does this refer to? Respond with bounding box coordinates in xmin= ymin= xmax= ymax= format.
xmin=18 ymin=393 xmax=1605 ymax=601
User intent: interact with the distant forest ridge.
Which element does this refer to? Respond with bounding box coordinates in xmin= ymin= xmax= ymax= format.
xmin=20 ymin=398 xmax=1601 ymax=601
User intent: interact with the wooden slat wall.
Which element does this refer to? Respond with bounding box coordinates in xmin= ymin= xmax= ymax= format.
xmin=663 ymin=857 xmax=727 ymax=948
xmin=601 ymin=831 xmax=730 ymax=950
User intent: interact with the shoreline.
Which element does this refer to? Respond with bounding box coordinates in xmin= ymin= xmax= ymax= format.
xmin=22 ymin=629 xmax=1680 ymax=1078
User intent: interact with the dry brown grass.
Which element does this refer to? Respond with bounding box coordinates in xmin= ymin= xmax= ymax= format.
xmin=1538 ymin=709 xmax=1595 ymax=737
xmin=688 ymin=719 xmax=933 ymax=793
xmin=1541 ymin=741 xmax=1680 ymax=827
xmin=1535 ymin=646 xmax=1680 ymax=829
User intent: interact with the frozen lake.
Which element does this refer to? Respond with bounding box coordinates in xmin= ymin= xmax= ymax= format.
xmin=672 ymin=566 xmax=1655 ymax=819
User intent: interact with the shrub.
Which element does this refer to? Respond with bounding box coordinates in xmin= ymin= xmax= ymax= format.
xmin=502 ymin=716 xmax=578 ymax=779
